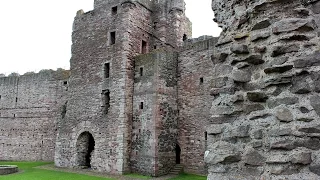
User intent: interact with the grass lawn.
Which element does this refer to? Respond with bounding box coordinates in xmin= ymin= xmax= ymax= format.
xmin=0 ymin=162 xmax=207 ymax=180
xmin=168 ymin=173 xmax=206 ymax=180
xmin=0 ymin=162 xmax=113 ymax=180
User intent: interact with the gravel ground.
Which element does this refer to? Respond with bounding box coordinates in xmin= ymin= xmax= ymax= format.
xmin=36 ymin=164 xmax=178 ymax=180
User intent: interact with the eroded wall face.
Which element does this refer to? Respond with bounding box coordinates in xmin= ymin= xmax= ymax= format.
xmin=206 ymin=0 xmax=320 ymax=179
xmin=178 ymin=38 xmax=216 ymax=175
xmin=0 ymin=72 xmax=68 ymax=161
xmin=55 ymin=1 xmax=135 ymax=174
xmin=132 ymin=51 xmax=179 ymax=177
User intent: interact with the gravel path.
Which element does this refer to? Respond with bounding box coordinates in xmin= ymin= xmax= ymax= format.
xmin=36 ymin=164 xmax=178 ymax=180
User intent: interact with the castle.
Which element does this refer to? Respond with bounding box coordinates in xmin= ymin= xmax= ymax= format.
xmin=0 ymin=0 xmax=212 ymax=177
xmin=2 ymin=0 xmax=320 ymax=179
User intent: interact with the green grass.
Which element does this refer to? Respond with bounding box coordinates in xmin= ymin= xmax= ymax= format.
xmin=124 ymin=173 xmax=151 ymax=179
xmin=0 ymin=162 xmax=207 ymax=180
xmin=168 ymin=173 xmax=206 ymax=180
xmin=0 ymin=162 xmax=113 ymax=180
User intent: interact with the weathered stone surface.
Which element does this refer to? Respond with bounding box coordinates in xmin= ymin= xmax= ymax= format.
xmin=269 ymin=128 xmax=292 ymax=137
xmin=244 ymin=104 xmax=265 ymax=114
xmin=266 ymin=154 xmax=290 ymax=164
xmin=230 ymin=44 xmax=249 ymax=54
xmin=247 ymin=92 xmax=268 ymax=102
xmin=311 ymin=1 xmax=320 ymax=14
xmin=271 ymin=44 xmax=300 ymax=57
xmin=251 ymin=31 xmax=271 ymax=41
xmin=207 ymin=124 xmax=225 ymax=135
xmin=294 ymin=52 xmax=320 ymax=68
xmin=210 ymin=87 xmax=235 ymax=96
xmin=290 ymin=148 xmax=312 ymax=165
xmin=275 ymin=107 xmax=293 ymax=122
xmin=267 ymin=97 xmax=299 ymax=109
xmin=298 ymin=125 xmax=320 ymax=133
xmin=272 ymin=18 xmax=316 ymax=34
xmin=310 ymin=95 xmax=320 ymax=116
xmin=252 ymin=19 xmax=271 ymax=31
xmin=232 ymin=69 xmax=251 ymax=82
xmin=290 ymin=75 xmax=311 ymax=94
xmin=311 ymin=72 xmax=320 ymax=92
xmin=271 ymin=140 xmax=295 ymax=150
xmin=310 ymin=165 xmax=320 ymax=175
xmin=243 ymin=148 xmax=266 ymax=166
xmin=205 ymin=141 xmax=241 ymax=164
xmin=264 ymin=65 xmax=293 ymax=74
xmin=244 ymin=54 xmax=265 ymax=65
xmin=251 ymin=129 xmax=264 ymax=139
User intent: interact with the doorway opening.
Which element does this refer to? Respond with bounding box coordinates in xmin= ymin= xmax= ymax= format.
xmin=76 ymin=132 xmax=95 ymax=168
xmin=175 ymin=144 xmax=181 ymax=164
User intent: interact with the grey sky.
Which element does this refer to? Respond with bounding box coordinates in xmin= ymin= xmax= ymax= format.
xmin=0 ymin=0 xmax=221 ymax=75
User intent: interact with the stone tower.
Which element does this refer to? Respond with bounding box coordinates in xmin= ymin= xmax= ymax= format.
xmin=54 ymin=0 xmax=191 ymax=175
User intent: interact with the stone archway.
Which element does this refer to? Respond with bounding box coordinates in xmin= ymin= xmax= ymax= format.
xmin=76 ymin=131 xmax=95 ymax=168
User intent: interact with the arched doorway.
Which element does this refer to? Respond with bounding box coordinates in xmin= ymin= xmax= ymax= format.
xmin=76 ymin=131 xmax=95 ymax=168
xmin=175 ymin=144 xmax=181 ymax=164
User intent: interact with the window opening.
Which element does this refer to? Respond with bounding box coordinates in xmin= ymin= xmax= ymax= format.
xmin=140 ymin=67 xmax=144 ymax=77
xmin=112 ymin=6 xmax=118 ymax=15
xmin=110 ymin=32 xmax=116 ymax=45
xmin=183 ymin=34 xmax=187 ymax=41
xmin=104 ymin=63 xmax=110 ymax=78
xmin=140 ymin=102 xmax=144 ymax=110
xmin=141 ymin=40 xmax=147 ymax=54
xmin=200 ymin=77 xmax=204 ymax=85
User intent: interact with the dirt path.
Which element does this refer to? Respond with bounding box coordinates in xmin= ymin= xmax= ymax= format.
xmin=36 ymin=164 xmax=177 ymax=180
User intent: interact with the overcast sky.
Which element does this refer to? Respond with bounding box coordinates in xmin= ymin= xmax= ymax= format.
xmin=0 ymin=0 xmax=221 ymax=75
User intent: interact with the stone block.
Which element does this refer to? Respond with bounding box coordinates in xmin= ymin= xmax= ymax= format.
xmin=231 ymin=44 xmax=249 ymax=54
xmin=272 ymin=18 xmax=316 ymax=34
xmin=247 ymin=92 xmax=268 ymax=102
xmin=275 ymin=107 xmax=293 ymax=122
xmin=243 ymin=148 xmax=266 ymax=166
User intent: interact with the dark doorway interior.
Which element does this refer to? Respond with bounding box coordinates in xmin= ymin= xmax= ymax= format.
xmin=76 ymin=132 xmax=95 ymax=168
xmin=175 ymin=144 xmax=181 ymax=164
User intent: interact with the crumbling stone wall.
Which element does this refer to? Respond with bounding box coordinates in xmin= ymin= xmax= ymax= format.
xmin=178 ymin=37 xmax=217 ymax=175
xmin=206 ymin=0 xmax=320 ymax=179
xmin=0 ymin=70 xmax=68 ymax=161
xmin=132 ymin=50 xmax=179 ymax=176
xmin=55 ymin=0 xmax=191 ymax=176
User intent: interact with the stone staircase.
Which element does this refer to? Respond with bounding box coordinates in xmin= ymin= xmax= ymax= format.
xmin=169 ymin=164 xmax=184 ymax=175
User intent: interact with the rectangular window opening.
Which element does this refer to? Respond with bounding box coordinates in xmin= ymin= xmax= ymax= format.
xmin=110 ymin=31 xmax=116 ymax=45
xmin=104 ymin=63 xmax=110 ymax=78
xmin=112 ymin=6 xmax=118 ymax=15
xmin=140 ymin=67 xmax=144 ymax=77
xmin=140 ymin=102 xmax=144 ymax=110
xmin=205 ymin=131 xmax=208 ymax=141
xmin=200 ymin=77 xmax=204 ymax=85
xmin=141 ymin=40 xmax=147 ymax=54
xmin=63 ymin=81 xmax=68 ymax=85
xmin=102 ymin=90 xmax=110 ymax=114
xmin=15 ymin=97 xmax=18 ymax=102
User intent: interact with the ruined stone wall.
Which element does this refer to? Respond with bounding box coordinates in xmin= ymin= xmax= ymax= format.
xmin=0 ymin=70 xmax=68 ymax=161
xmin=55 ymin=0 xmax=135 ymax=174
xmin=132 ymin=50 xmax=179 ymax=176
xmin=177 ymin=37 xmax=217 ymax=175
xmin=205 ymin=0 xmax=320 ymax=179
